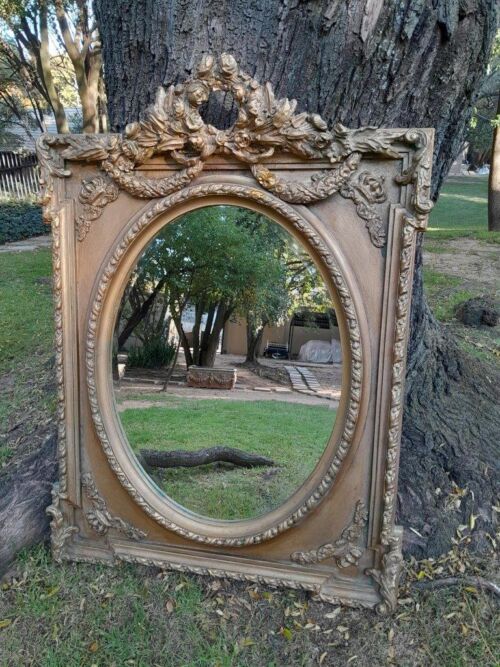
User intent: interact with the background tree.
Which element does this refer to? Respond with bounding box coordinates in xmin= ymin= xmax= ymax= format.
xmin=95 ymin=0 xmax=499 ymax=558
xmin=0 ymin=0 xmax=105 ymax=134
xmin=484 ymin=34 xmax=500 ymax=231
xmin=116 ymin=207 xmax=293 ymax=368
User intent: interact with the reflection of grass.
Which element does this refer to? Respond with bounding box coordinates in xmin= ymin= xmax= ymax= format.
xmin=429 ymin=176 xmax=500 ymax=243
xmin=120 ymin=398 xmax=336 ymax=519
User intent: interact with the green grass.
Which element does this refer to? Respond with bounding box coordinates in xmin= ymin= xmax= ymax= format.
xmin=0 ymin=249 xmax=53 ymax=374
xmin=1 ymin=546 xmax=498 ymax=667
xmin=422 ymin=269 xmax=475 ymax=321
xmin=121 ymin=398 xmax=336 ymax=519
xmin=429 ymin=176 xmax=500 ymax=243
xmin=0 ymin=249 xmax=55 ymax=460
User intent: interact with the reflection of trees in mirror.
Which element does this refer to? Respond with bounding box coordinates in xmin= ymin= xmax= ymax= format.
xmin=114 ymin=204 xmax=340 ymax=520
xmin=114 ymin=205 xmax=330 ymax=368
xmin=120 ymin=398 xmax=336 ymax=520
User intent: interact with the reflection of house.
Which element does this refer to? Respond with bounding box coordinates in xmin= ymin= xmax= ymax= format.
xmin=222 ymin=310 xmax=340 ymax=360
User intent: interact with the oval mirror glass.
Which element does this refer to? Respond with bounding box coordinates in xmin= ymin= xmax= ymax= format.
xmin=112 ymin=206 xmax=343 ymax=520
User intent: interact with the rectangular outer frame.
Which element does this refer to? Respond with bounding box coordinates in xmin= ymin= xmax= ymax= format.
xmin=38 ymin=55 xmax=433 ymax=614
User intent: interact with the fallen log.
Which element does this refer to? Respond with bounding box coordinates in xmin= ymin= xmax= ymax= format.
xmin=139 ymin=446 xmax=275 ymax=469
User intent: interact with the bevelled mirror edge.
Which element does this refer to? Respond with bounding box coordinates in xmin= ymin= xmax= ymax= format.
xmin=88 ymin=191 xmax=368 ymax=544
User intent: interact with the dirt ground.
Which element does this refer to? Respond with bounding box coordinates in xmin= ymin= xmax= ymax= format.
xmin=118 ymin=352 xmax=343 ymax=407
xmin=423 ymin=238 xmax=500 ymax=290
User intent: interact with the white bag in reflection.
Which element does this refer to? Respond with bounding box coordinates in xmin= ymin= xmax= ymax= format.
xmin=298 ymin=338 xmax=342 ymax=364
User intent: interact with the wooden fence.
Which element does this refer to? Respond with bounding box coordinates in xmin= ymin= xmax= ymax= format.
xmin=0 ymin=151 xmax=39 ymax=199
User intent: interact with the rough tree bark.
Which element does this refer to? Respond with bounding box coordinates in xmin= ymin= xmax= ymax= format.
xmin=0 ymin=433 xmax=57 ymax=574
xmin=92 ymin=0 xmax=499 ymax=558
xmin=246 ymin=319 xmax=266 ymax=364
xmin=488 ymin=93 xmax=500 ymax=231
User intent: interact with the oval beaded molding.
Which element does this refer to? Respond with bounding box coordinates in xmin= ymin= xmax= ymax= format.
xmin=86 ymin=182 xmax=367 ymax=546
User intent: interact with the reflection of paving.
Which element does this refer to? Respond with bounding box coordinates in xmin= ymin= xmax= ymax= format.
xmin=115 ymin=386 xmax=339 ymax=410
xmin=285 ymin=365 xmax=321 ymax=393
xmin=285 ymin=365 xmax=308 ymax=391
xmin=120 ymin=353 xmax=342 ymax=403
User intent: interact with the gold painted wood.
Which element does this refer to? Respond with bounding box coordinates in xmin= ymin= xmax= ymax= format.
xmin=38 ymin=54 xmax=433 ymax=614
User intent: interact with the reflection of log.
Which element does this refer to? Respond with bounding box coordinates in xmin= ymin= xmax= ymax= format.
xmin=139 ymin=446 xmax=275 ymax=469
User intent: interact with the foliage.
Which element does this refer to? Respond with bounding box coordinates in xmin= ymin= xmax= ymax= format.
xmin=0 ymin=0 xmax=105 ymax=135
xmin=0 ymin=200 xmax=44 ymax=243
xmin=118 ymin=207 xmax=294 ymax=367
xmin=126 ymin=336 xmax=176 ymax=369
xmin=118 ymin=206 xmax=331 ymax=366
xmin=120 ymin=397 xmax=336 ymax=519
xmin=466 ymin=32 xmax=499 ymax=167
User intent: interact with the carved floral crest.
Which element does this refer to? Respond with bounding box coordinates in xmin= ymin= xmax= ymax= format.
xmin=37 ymin=53 xmax=432 ymax=244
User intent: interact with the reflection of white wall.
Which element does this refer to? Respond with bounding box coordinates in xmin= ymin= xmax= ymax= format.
xmin=181 ymin=305 xmax=210 ymax=333
xmin=117 ymin=300 xmax=223 ymax=352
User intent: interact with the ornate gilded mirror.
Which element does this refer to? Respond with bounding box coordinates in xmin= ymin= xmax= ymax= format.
xmin=38 ymin=54 xmax=433 ymax=613
xmin=112 ymin=204 xmax=343 ymax=521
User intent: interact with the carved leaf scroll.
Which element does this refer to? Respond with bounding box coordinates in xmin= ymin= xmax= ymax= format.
xmin=77 ymin=175 xmax=119 ymax=241
xmin=366 ymin=533 xmax=404 ymax=614
xmin=82 ymin=473 xmax=146 ymax=541
xmin=36 ymin=54 xmax=432 ymax=244
xmin=46 ymin=483 xmax=78 ymax=563
xmin=290 ymin=501 xmax=368 ymax=567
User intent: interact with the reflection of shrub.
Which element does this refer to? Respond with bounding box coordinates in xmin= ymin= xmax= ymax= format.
xmin=0 ymin=200 xmax=44 ymax=244
xmin=127 ymin=337 xmax=176 ymax=369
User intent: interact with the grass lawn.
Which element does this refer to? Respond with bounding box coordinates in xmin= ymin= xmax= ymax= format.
xmin=1 ymin=546 xmax=498 ymax=666
xmin=121 ymin=399 xmax=335 ymax=519
xmin=423 ymin=176 xmax=499 ymax=363
xmin=428 ymin=176 xmax=499 ymax=242
xmin=0 ymin=248 xmax=55 ymax=465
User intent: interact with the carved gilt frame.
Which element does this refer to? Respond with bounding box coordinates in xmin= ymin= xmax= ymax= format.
xmin=38 ymin=54 xmax=433 ymax=613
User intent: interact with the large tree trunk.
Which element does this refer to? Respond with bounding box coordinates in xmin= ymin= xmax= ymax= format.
xmin=246 ymin=318 xmax=266 ymax=364
xmin=199 ymin=303 xmax=232 ymax=367
xmin=117 ymin=277 xmax=167 ymax=349
xmin=488 ymin=94 xmax=500 ymax=231
xmin=97 ymin=1 xmax=499 ymax=557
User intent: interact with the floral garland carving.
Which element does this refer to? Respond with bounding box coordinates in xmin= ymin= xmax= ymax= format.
xmin=115 ymin=553 xmax=321 ymax=596
xmin=76 ymin=175 xmax=119 ymax=241
xmin=82 ymin=473 xmax=146 ymax=541
xmin=85 ymin=184 xmax=363 ymax=547
xmin=46 ymin=483 xmax=78 ymax=563
xmin=250 ymin=153 xmax=361 ymax=204
xmin=36 ymin=54 xmax=433 ymax=244
xmin=290 ymin=501 xmax=367 ymax=567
